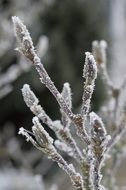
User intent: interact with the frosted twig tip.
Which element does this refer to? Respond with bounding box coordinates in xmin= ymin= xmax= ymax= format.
xmin=90 ymin=111 xmax=107 ymax=136
xmin=84 ymin=52 xmax=97 ymax=81
xmin=12 ymin=16 xmax=35 ymax=60
xmin=22 ymin=84 xmax=39 ymax=108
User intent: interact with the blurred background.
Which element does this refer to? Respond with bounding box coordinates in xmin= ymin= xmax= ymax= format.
xmin=0 ymin=0 xmax=126 ymax=189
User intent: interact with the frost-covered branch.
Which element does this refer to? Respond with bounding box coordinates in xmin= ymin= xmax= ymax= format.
xmin=22 ymin=84 xmax=84 ymax=163
xmin=19 ymin=117 xmax=84 ymax=190
xmin=12 ymin=16 xmax=126 ymax=190
xmin=12 ymin=16 xmax=91 ymax=145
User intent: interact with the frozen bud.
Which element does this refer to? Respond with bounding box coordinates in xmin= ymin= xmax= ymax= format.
xmin=12 ymin=16 xmax=35 ymax=60
xmin=90 ymin=112 xmax=107 ymax=139
xmin=32 ymin=116 xmax=54 ymax=147
xmin=92 ymin=40 xmax=107 ymax=65
xmin=83 ymin=52 xmax=97 ymax=83
xmin=61 ymin=82 xmax=72 ymax=109
xmin=61 ymin=82 xmax=72 ymax=128
xmin=12 ymin=16 xmax=27 ymax=44
xmin=22 ymin=84 xmax=39 ymax=108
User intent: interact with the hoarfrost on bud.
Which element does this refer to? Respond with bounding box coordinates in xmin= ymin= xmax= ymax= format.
xmin=60 ymin=82 xmax=72 ymax=128
xmin=12 ymin=16 xmax=35 ymax=60
xmin=22 ymin=84 xmax=39 ymax=108
xmin=32 ymin=116 xmax=54 ymax=145
xmin=83 ymin=52 xmax=97 ymax=82
xmin=12 ymin=16 xmax=33 ymax=46
xmin=61 ymin=82 xmax=72 ymax=109
xmin=12 ymin=16 xmax=27 ymax=43
xmin=12 ymin=16 xmax=33 ymax=45
xmin=90 ymin=112 xmax=107 ymax=136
